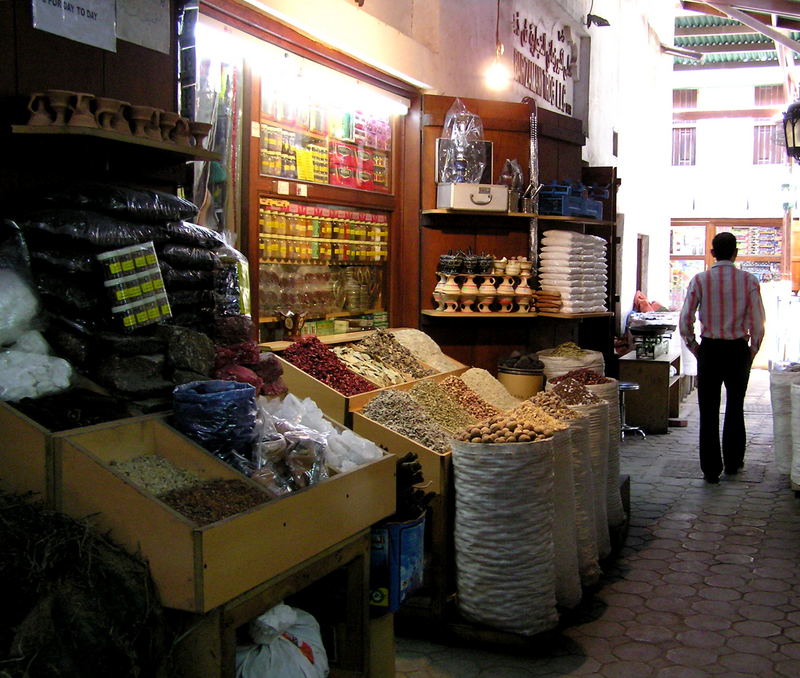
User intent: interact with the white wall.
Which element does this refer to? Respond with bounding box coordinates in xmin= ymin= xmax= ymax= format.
xmin=240 ymin=0 xmax=676 ymax=331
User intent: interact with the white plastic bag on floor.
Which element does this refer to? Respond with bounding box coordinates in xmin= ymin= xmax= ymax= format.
xmin=235 ymin=603 xmax=329 ymax=678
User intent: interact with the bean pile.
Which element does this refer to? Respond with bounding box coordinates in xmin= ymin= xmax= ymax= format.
xmin=454 ymin=402 xmax=566 ymax=444
xmin=440 ymin=375 xmax=500 ymax=419
xmin=549 ymin=367 xmax=610 ymax=385
xmin=332 ymin=345 xmax=409 ymax=387
xmin=361 ymin=390 xmax=451 ymax=454
xmin=160 ymin=478 xmax=269 ymax=526
xmin=282 ymin=336 xmax=377 ymax=396
xmin=549 ymin=341 xmax=587 ymax=358
xmin=356 ymin=329 xmax=435 ymax=379
xmin=408 ymin=380 xmax=476 ymax=433
xmin=460 ymin=368 xmax=521 ymax=411
xmin=550 ymin=377 xmax=601 ymax=405
xmin=111 ymin=454 xmax=201 ymax=496
xmin=528 ymin=391 xmax=582 ymax=420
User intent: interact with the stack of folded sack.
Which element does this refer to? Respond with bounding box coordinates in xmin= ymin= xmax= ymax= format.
xmin=532 ymin=290 xmax=562 ymax=312
xmin=537 ymin=230 xmax=608 ymax=314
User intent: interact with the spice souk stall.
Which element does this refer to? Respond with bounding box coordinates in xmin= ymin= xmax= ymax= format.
xmin=0 ymin=191 xmax=629 ymax=672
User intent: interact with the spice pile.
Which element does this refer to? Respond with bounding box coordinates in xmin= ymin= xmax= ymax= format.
xmin=550 ymin=377 xmax=601 ymax=405
xmin=111 ymin=454 xmax=200 ymax=495
xmin=361 ymin=389 xmax=451 ymax=454
xmin=549 ymin=367 xmax=610 ymax=385
xmin=440 ymin=375 xmax=500 ymax=419
xmin=460 ymin=367 xmax=521 ymax=411
xmin=332 ymin=345 xmax=408 ymax=387
xmin=282 ymin=336 xmax=377 ymax=395
xmin=408 ymin=380 xmax=476 ymax=433
xmin=549 ymin=341 xmax=587 ymax=358
xmin=391 ymin=328 xmax=463 ymax=373
xmin=160 ymin=478 xmax=269 ymax=526
xmin=356 ymin=329 xmax=435 ymax=379
xmin=454 ymin=402 xmax=566 ymax=444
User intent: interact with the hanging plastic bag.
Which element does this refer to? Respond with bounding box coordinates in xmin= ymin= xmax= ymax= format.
xmin=235 ymin=603 xmax=329 ymax=678
xmin=438 ymin=99 xmax=486 ymax=184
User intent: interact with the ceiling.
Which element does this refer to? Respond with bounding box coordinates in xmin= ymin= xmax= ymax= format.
xmin=676 ymin=1 xmax=800 ymax=69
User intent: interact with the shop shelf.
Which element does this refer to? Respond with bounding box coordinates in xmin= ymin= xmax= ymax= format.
xmin=55 ymin=416 xmax=396 ymax=612
xmin=420 ymin=309 xmax=613 ymax=319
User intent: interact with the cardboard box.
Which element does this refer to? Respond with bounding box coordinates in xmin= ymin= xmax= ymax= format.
xmin=436 ymin=183 xmax=509 ymax=212
xmin=370 ymin=513 xmax=425 ymax=613
xmin=56 ymin=417 xmax=396 ymax=612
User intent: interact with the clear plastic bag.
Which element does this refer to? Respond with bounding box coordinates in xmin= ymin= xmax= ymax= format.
xmin=498 ymin=158 xmax=524 ymax=192
xmin=439 ymin=99 xmax=486 ymax=184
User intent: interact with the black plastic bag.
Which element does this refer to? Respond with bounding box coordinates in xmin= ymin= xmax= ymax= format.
xmin=40 ymin=183 xmax=198 ymax=222
xmin=172 ymin=380 xmax=258 ymax=458
xmin=157 ymin=244 xmax=219 ymax=270
xmin=162 ymin=221 xmax=225 ymax=250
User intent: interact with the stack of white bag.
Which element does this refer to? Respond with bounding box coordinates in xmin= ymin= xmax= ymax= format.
xmin=538 ymin=230 xmax=608 ymax=314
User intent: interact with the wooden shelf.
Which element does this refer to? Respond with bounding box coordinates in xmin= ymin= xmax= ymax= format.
xmin=421 ymin=309 xmax=612 ymax=319
xmin=260 ymin=308 xmax=384 ymax=324
xmin=11 ymin=124 xmax=221 ymax=161
xmin=421 ymin=209 xmax=615 ymax=226
xmin=260 ymin=330 xmax=375 ymax=351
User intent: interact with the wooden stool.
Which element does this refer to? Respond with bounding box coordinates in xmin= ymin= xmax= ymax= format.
xmin=618 ymin=382 xmax=645 ymax=440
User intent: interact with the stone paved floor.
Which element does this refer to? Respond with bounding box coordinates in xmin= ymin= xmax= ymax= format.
xmin=395 ymin=368 xmax=800 ymax=677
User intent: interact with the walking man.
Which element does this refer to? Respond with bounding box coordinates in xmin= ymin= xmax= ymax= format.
xmin=679 ymin=231 xmax=766 ymax=484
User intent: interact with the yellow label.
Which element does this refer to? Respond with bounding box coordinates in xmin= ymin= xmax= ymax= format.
xmin=109 ymin=262 xmax=122 ymax=275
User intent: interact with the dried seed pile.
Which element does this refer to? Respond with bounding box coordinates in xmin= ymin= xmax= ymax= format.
xmin=549 ymin=341 xmax=587 ymax=358
xmin=460 ymin=367 xmax=521 ymax=411
xmin=408 ymin=380 xmax=476 ymax=433
xmin=110 ymin=454 xmax=201 ymax=496
xmin=440 ymin=375 xmax=500 ymax=419
xmin=528 ymin=391 xmax=583 ymax=420
xmin=549 ymin=367 xmax=610 ymax=385
xmin=159 ymin=478 xmax=269 ymax=526
xmin=550 ymin=377 xmax=601 ymax=405
xmin=356 ymin=329 xmax=435 ymax=379
xmin=361 ymin=389 xmax=451 ymax=454
xmin=332 ymin=345 xmax=409 ymax=387
xmin=391 ymin=328 xmax=463 ymax=373
xmin=282 ymin=336 xmax=377 ymax=396
xmin=454 ymin=402 xmax=566 ymax=444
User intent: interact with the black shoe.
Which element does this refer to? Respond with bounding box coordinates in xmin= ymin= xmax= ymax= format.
xmin=724 ymin=463 xmax=744 ymax=476
xmin=704 ymin=475 xmax=720 ymax=484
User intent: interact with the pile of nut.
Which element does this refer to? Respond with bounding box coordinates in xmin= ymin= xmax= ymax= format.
xmin=361 ymin=389 xmax=451 ymax=454
xmin=454 ymin=402 xmax=566 ymax=444
xmin=549 ymin=367 xmax=610 ymax=385
xmin=439 ymin=375 xmax=500 ymax=419
xmin=550 ymin=377 xmax=601 ymax=405
xmin=332 ymin=345 xmax=409 ymax=387
xmin=356 ymin=329 xmax=435 ymax=379
xmin=408 ymin=380 xmax=476 ymax=433
xmin=528 ymin=391 xmax=583 ymax=420
xmin=282 ymin=336 xmax=377 ymax=396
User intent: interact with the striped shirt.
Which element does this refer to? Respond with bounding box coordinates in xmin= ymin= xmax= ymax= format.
xmin=679 ymin=260 xmax=766 ymax=352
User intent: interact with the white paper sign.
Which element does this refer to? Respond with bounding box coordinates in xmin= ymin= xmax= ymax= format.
xmin=31 ymin=0 xmax=116 ymax=52
xmin=116 ymin=0 xmax=171 ymax=55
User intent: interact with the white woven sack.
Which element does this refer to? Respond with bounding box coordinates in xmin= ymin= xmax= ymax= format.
xmin=791 ymin=384 xmax=800 ymax=487
xmin=769 ymin=369 xmax=800 ymax=473
xmin=538 ymin=348 xmax=605 ymax=380
xmin=451 ymin=438 xmax=558 ymax=636
xmin=550 ymin=429 xmax=582 ymax=609
xmin=587 ymin=380 xmax=626 ymax=528
xmin=571 ymin=401 xmax=611 ymax=559
xmin=566 ymin=415 xmax=601 ymax=586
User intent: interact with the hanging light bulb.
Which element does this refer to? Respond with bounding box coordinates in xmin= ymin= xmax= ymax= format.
xmin=484 ymin=0 xmax=510 ymax=91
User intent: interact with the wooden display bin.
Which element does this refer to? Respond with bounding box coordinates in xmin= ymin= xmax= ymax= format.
xmin=275 ymin=355 xmax=464 ymax=427
xmin=55 ymin=417 xmax=396 ymax=613
xmin=0 ymin=401 xmax=159 ymax=504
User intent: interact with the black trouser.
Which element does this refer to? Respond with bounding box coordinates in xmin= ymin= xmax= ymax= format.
xmin=696 ymin=338 xmax=752 ymax=478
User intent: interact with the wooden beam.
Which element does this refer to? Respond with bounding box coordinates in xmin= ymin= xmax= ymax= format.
xmin=673 ymin=107 xmax=783 ymax=120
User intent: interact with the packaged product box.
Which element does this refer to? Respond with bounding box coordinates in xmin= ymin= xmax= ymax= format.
xmin=370 ymin=512 xmax=426 ymax=613
xmin=330 ymin=166 xmax=357 ymax=188
xmin=329 ymin=141 xmax=357 ymax=168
